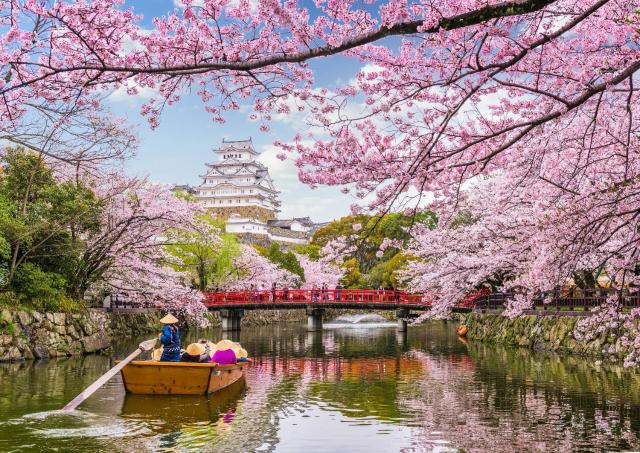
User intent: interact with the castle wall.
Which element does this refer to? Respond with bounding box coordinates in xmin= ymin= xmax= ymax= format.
xmin=207 ymin=206 xmax=276 ymax=222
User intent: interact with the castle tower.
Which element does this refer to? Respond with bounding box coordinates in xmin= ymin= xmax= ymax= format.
xmin=195 ymin=138 xmax=281 ymax=222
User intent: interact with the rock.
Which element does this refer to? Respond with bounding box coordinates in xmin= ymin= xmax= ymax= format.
xmin=21 ymin=347 xmax=34 ymax=360
xmin=1 ymin=346 xmax=22 ymax=362
xmin=68 ymin=341 xmax=83 ymax=355
xmin=16 ymin=311 xmax=33 ymax=327
xmin=32 ymin=311 xmax=43 ymax=323
xmin=53 ymin=313 xmax=66 ymax=326
xmin=0 ymin=334 xmax=12 ymax=346
xmin=81 ymin=320 xmax=96 ymax=336
xmin=81 ymin=332 xmax=110 ymax=353
xmin=45 ymin=313 xmax=55 ymax=323
xmin=32 ymin=345 xmax=49 ymax=359
xmin=67 ymin=325 xmax=80 ymax=340
xmin=54 ymin=325 xmax=67 ymax=335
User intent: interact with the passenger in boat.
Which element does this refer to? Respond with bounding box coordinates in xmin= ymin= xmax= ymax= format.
xmin=158 ymin=313 xmax=181 ymax=362
xmin=181 ymin=342 xmax=211 ymax=363
xmin=210 ymin=339 xmax=237 ymax=365
xmin=236 ymin=347 xmax=249 ymax=362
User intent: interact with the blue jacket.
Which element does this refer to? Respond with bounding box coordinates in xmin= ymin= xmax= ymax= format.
xmin=159 ymin=324 xmax=181 ymax=362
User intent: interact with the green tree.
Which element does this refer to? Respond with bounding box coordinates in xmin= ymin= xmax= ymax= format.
xmin=256 ymin=242 xmax=305 ymax=281
xmin=311 ymin=212 xmax=436 ymax=288
xmin=0 ymin=147 xmax=103 ymax=307
xmin=166 ymin=216 xmax=241 ymax=291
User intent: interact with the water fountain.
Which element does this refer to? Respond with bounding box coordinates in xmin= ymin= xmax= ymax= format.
xmin=325 ymin=313 xmax=395 ymax=328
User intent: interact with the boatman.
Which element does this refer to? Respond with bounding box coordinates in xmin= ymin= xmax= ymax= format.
xmin=158 ymin=313 xmax=181 ymax=362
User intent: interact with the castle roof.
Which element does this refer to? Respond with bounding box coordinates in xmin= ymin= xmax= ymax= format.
xmin=214 ymin=138 xmax=258 ymax=155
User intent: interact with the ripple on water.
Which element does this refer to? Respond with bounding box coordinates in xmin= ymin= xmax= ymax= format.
xmin=10 ymin=410 xmax=151 ymax=439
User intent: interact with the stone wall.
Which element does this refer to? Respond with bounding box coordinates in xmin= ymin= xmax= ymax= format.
xmin=0 ymin=308 xmax=160 ymax=362
xmin=454 ymin=312 xmax=633 ymax=362
xmin=206 ymin=205 xmax=276 ymax=222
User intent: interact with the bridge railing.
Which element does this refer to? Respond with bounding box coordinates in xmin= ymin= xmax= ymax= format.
xmin=203 ymin=289 xmax=437 ymax=307
xmin=471 ymin=288 xmax=640 ymax=310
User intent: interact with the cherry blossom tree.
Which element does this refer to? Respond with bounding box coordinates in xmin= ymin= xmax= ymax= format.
xmin=223 ymin=244 xmax=299 ymax=290
xmin=2 ymin=1 xmax=640 ymax=324
xmin=296 ymin=252 xmax=344 ymax=289
xmin=79 ymin=173 xmax=207 ymax=317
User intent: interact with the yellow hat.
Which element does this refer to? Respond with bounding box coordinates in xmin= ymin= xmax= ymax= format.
xmin=160 ymin=313 xmax=179 ymax=324
xmin=237 ymin=348 xmax=248 ymax=359
xmin=152 ymin=347 xmax=163 ymax=361
xmin=186 ymin=343 xmax=205 ymax=356
xmin=215 ymin=339 xmax=237 ymax=352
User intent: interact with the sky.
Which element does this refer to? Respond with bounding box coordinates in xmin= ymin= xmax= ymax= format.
xmin=108 ymin=0 xmax=372 ymax=223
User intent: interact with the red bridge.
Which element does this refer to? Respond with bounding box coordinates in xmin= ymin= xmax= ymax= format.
xmin=203 ymin=289 xmax=484 ymax=332
xmin=204 ymin=289 xmax=481 ymax=310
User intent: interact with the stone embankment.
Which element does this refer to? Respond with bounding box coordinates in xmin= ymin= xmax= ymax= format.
xmin=0 ymin=308 xmax=159 ymax=362
xmin=454 ymin=312 xmax=632 ymax=361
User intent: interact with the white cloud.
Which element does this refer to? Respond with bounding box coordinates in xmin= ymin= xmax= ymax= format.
xmin=257 ymin=142 xmax=353 ymax=222
xmin=108 ymin=83 xmax=159 ymax=104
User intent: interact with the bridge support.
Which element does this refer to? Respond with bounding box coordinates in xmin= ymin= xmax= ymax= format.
xmin=396 ymin=308 xmax=410 ymax=332
xmin=306 ymin=306 xmax=325 ymax=331
xmin=220 ymin=308 xmax=244 ymax=331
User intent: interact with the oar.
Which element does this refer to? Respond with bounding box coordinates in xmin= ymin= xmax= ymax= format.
xmin=62 ymin=338 xmax=158 ymax=412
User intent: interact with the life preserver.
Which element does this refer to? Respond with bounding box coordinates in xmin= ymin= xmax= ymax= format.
xmin=457 ymin=325 xmax=468 ymax=337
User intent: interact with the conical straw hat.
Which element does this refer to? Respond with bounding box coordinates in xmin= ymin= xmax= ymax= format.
xmin=186 ymin=342 xmax=205 ymax=356
xmin=215 ymin=339 xmax=237 ymax=352
xmin=237 ymin=347 xmax=248 ymax=359
xmin=160 ymin=313 xmax=179 ymax=324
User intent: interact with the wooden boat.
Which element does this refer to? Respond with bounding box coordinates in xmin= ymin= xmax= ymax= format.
xmin=120 ymin=360 xmax=249 ymax=395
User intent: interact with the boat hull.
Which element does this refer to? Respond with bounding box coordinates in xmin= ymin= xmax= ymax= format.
xmin=120 ymin=361 xmax=248 ymax=395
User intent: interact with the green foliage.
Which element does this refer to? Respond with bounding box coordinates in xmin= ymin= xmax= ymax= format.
xmin=0 ymin=147 xmax=103 ymax=310
xmin=166 ymin=216 xmax=241 ymax=291
xmin=366 ymin=253 xmax=414 ymax=289
xmin=12 ymin=263 xmax=67 ymax=308
xmin=340 ymin=257 xmax=366 ymax=288
xmin=311 ymin=212 xmax=436 ymax=288
xmin=0 ymin=291 xmax=19 ymax=309
xmin=257 ymin=242 xmax=305 ymax=281
xmin=295 ymin=243 xmax=321 ymax=260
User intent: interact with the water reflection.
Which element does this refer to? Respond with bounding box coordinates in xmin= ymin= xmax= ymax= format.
xmin=1 ymin=322 xmax=640 ymax=451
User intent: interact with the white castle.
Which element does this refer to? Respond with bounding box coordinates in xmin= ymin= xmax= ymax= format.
xmin=187 ymin=138 xmax=315 ymax=244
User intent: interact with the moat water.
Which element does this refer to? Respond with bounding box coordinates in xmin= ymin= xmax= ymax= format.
xmin=1 ymin=321 xmax=640 ymax=452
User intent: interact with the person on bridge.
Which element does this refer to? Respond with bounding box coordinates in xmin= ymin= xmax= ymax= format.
xmin=158 ymin=313 xmax=181 ymax=362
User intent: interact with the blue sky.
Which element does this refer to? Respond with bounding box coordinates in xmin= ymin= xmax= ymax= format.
xmin=109 ymin=0 xmax=373 ymax=222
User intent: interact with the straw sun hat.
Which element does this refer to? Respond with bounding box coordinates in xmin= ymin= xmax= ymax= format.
xmin=186 ymin=342 xmax=206 ymax=356
xmin=215 ymin=339 xmax=237 ymax=352
xmin=159 ymin=313 xmax=179 ymax=324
